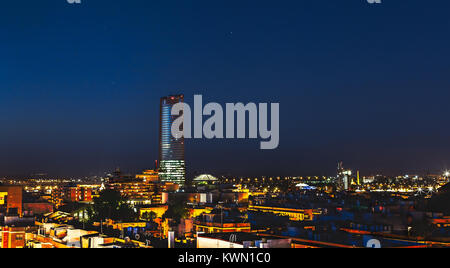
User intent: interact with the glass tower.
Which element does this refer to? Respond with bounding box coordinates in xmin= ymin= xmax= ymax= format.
xmin=159 ymin=95 xmax=186 ymax=187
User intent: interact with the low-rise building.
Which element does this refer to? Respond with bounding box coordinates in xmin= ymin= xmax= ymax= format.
xmin=194 ymin=212 xmax=251 ymax=234
xmin=0 ymin=227 xmax=26 ymax=248
xmin=197 ymin=232 xmax=291 ymax=248
xmin=248 ymin=205 xmax=322 ymax=221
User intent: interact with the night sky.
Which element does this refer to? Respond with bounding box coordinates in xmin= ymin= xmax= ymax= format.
xmin=1 ymin=0 xmax=450 ymax=178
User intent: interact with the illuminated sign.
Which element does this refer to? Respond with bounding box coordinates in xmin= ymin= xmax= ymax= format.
xmin=0 ymin=192 xmax=7 ymax=205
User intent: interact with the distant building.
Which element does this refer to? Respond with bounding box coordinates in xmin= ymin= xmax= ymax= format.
xmin=65 ymin=186 xmax=92 ymax=203
xmin=159 ymin=95 xmax=186 ymax=187
xmin=193 ymin=174 xmax=219 ymax=191
xmin=0 ymin=186 xmax=23 ymax=215
xmin=106 ymin=169 xmax=158 ymax=204
xmin=336 ymin=162 xmax=352 ymax=191
xmin=51 ymin=184 xmax=94 ymax=206
xmin=164 ymin=191 xmax=246 ymax=205
xmin=106 ymin=169 xmax=174 ymax=205
xmin=23 ymin=203 xmax=53 ymax=216
xmin=136 ymin=169 xmax=159 ymax=183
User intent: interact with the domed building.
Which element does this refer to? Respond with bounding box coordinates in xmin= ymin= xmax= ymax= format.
xmin=192 ymin=174 xmax=221 ymax=191
xmin=193 ymin=174 xmax=219 ymax=185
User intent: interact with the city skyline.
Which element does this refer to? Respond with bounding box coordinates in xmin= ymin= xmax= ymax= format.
xmin=1 ymin=0 xmax=450 ymax=178
xmin=2 ymin=0 xmax=450 ymax=251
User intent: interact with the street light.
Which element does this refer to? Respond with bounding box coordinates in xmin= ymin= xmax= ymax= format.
xmin=444 ymin=171 xmax=450 ymax=177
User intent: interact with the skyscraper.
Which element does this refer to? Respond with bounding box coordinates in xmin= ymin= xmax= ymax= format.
xmin=336 ymin=161 xmax=352 ymax=191
xmin=159 ymin=95 xmax=186 ymax=187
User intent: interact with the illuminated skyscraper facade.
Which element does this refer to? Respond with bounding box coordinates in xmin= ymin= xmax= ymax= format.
xmin=336 ymin=161 xmax=352 ymax=191
xmin=159 ymin=95 xmax=185 ymax=187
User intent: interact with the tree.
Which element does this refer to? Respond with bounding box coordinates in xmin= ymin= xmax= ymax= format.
xmin=74 ymin=205 xmax=95 ymax=224
xmin=142 ymin=211 xmax=157 ymax=222
xmin=162 ymin=202 xmax=189 ymax=224
xmin=91 ymin=189 xmax=138 ymax=222
xmin=427 ymin=184 xmax=450 ymax=215
xmin=117 ymin=202 xmax=139 ymax=222
xmin=409 ymin=218 xmax=436 ymax=238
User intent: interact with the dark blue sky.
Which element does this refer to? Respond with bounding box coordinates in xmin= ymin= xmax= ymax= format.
xmin=1 ymin=0 xmax=450 ymax=178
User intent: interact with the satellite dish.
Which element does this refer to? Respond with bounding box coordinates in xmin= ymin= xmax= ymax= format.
xmin=366 ymin=239 xmax=381 ymax=248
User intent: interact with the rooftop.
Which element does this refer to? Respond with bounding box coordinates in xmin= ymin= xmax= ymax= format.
xmin=198 ymin=232 xmax=281 ymax=244
xmin=193 ymin=174 xmax=218 ymax=182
